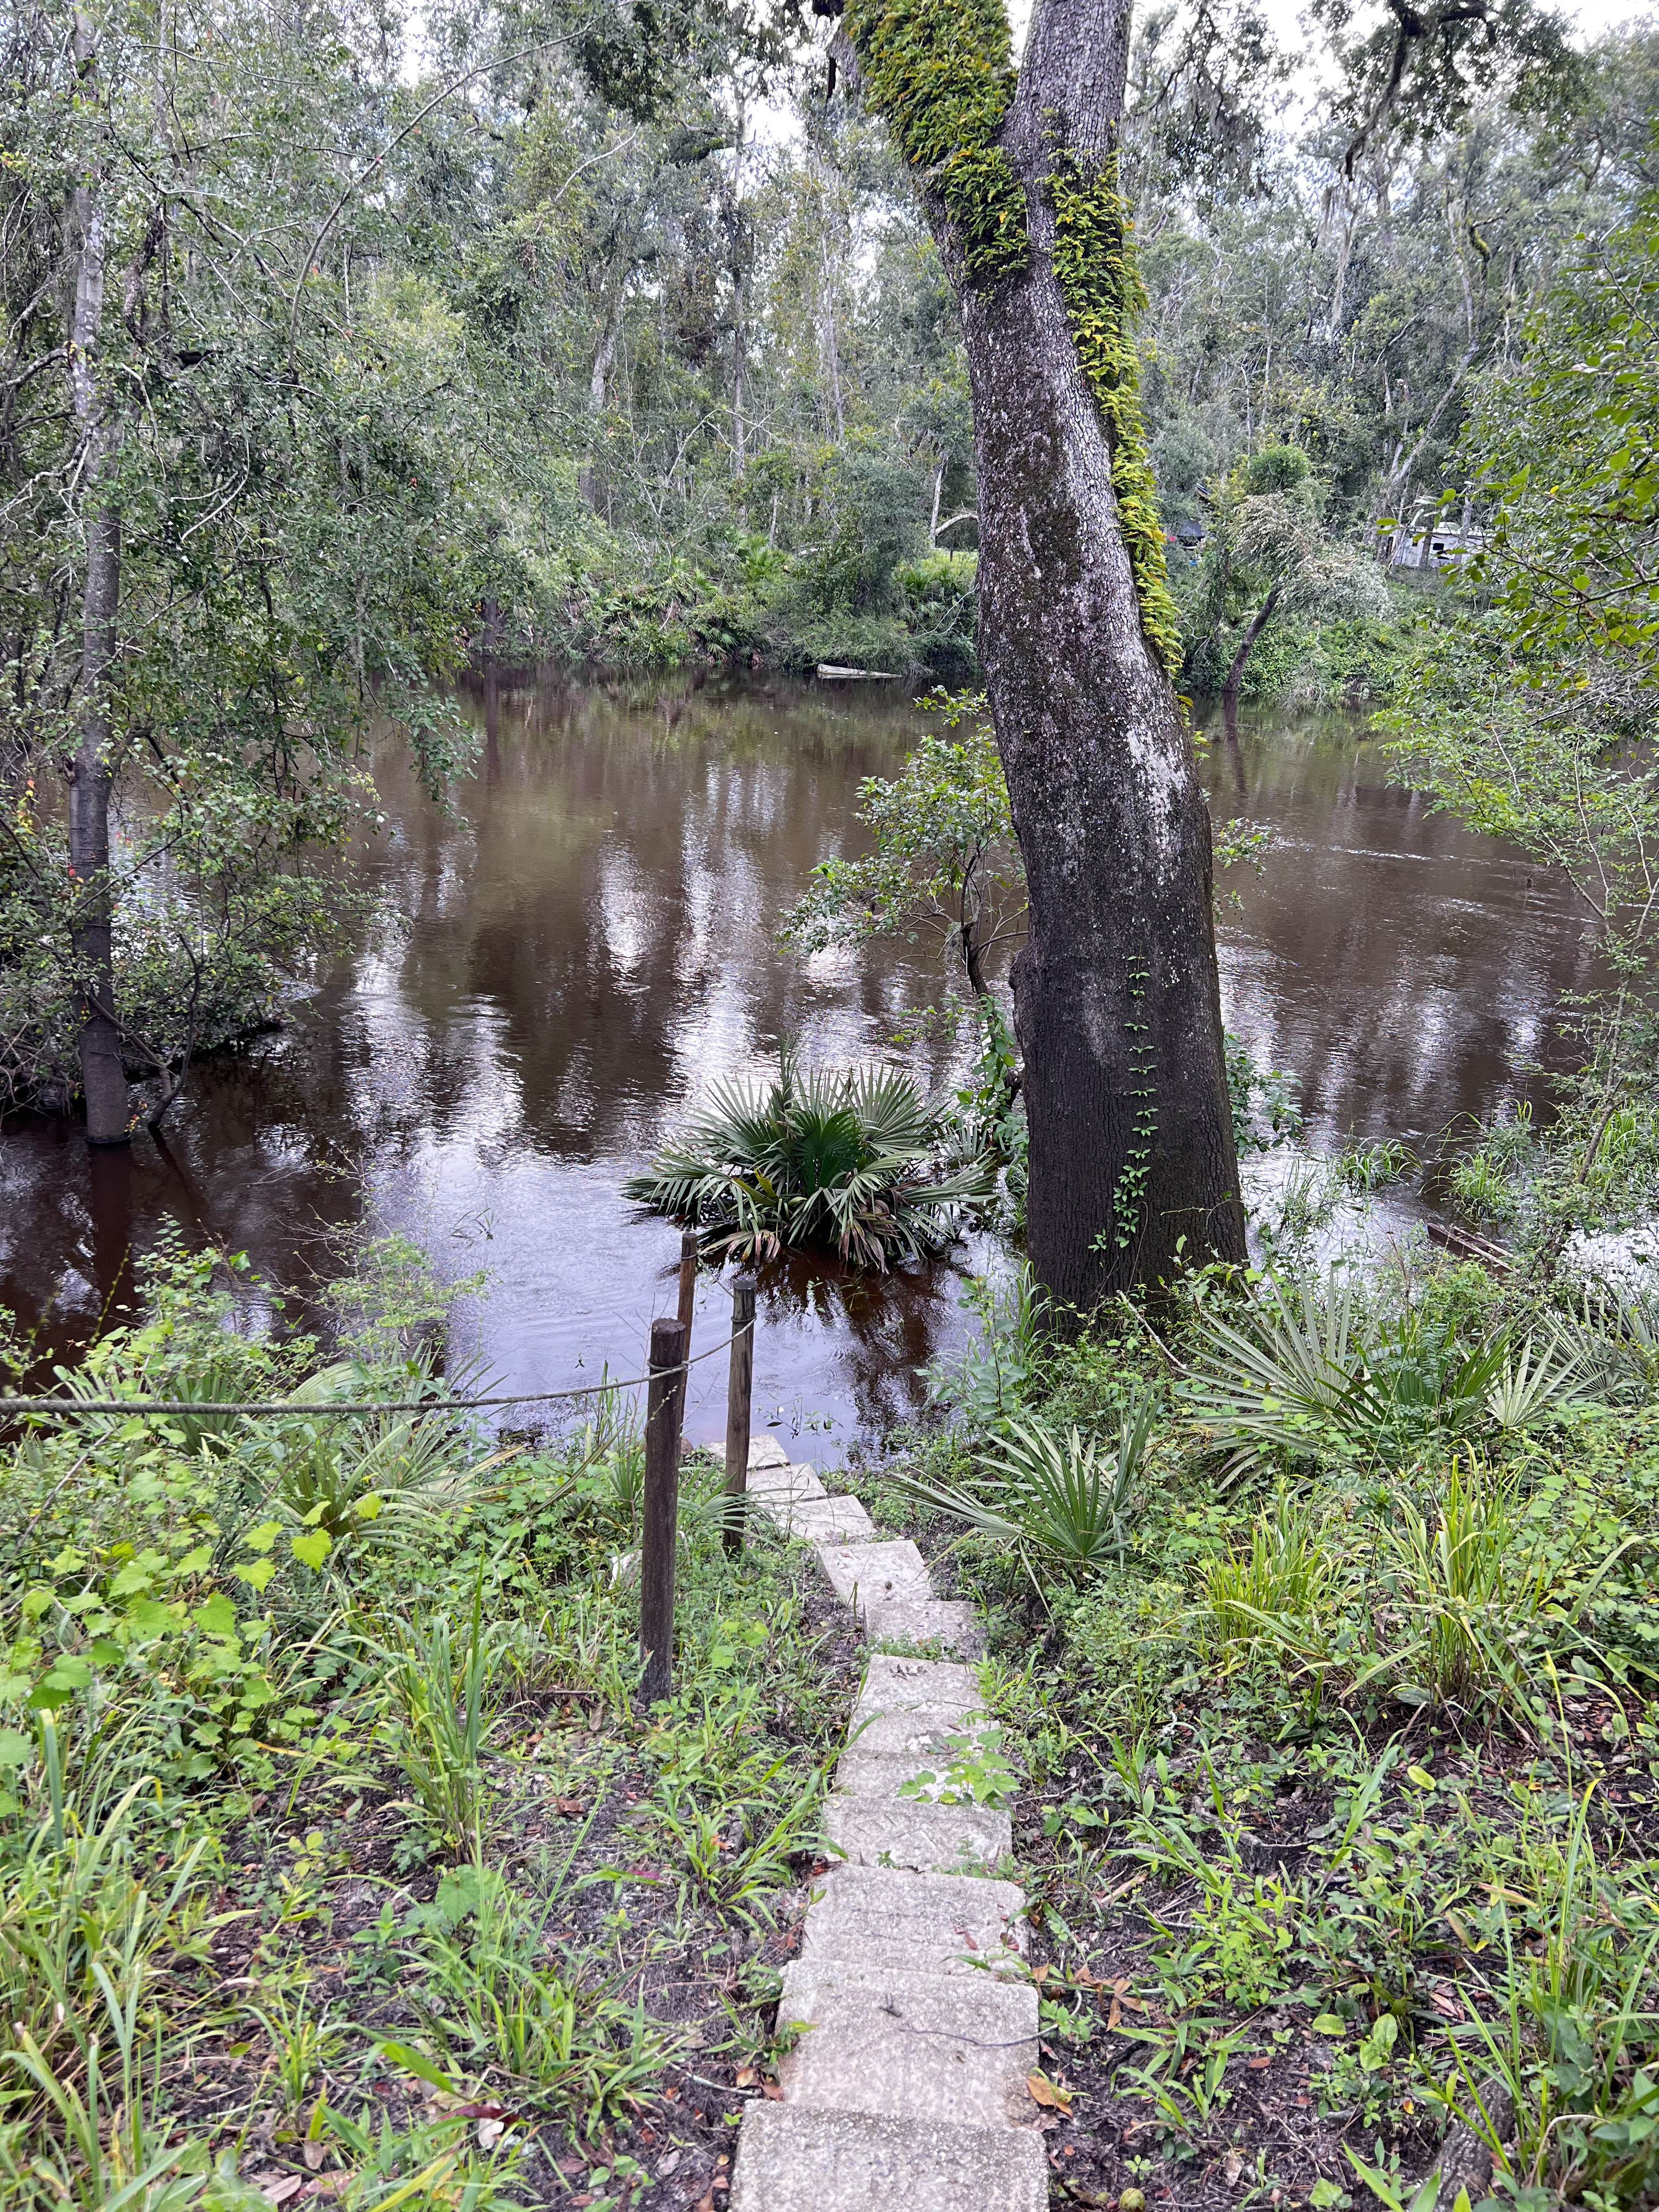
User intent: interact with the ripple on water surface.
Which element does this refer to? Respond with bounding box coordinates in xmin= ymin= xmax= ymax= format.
xmin=1 ymin=687 xmax=1589 ymax=1455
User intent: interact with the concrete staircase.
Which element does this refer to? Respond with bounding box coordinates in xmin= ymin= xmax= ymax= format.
xmin=730 ymin=1441 xmax=1049 ymax=2212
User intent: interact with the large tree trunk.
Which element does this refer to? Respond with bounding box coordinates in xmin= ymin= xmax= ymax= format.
xmin=839 ymin=0 xmax=1245 ymax=1311
xmin=66 ymin=46 xmax=130 ymax=1148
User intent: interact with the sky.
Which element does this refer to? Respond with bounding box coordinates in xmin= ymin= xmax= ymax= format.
xmin=1005 ymin=0 xmax=1646 ymax=54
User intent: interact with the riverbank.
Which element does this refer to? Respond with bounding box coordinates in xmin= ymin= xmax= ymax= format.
xmin=479 ymin=532 xmax=1428 ymax=709
xmin=7 ymin=1211 xmax=1659 ymax=2209
xmin=831 ymin=1248 xmax=1659 ymax=2210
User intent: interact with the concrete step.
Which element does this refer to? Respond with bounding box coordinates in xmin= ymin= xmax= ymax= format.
xmin=835 ymin=1743 xmax=995 ymax=1802
xmin=747 ymin=1461 xmax=828 ymax=1505
xmin=777 ymin=1956 xmax=1039 ymax=2131
xmin=853 ymin=1654 xmax=982 ymax=1724
xmin=824 ymin=1790 xmax=1013 ymax=1876
xmin=814 ymin=1536 xmax=934 ymax=1612
xmin=729 ymin=2102 xmax=1049 ymax=2212
xmin=801 ymin=1864 xmax=1026 ymax=1978
xmin=865 ymin=1595 xmax=985 ymax=1657
xmin=767 ymin=1494 xmax=875 ymax=1544
xmin=848 ymin=1706 xmax=986 ymax=1759
xmin=748 ymin=1435 xmax=792 ymax=1471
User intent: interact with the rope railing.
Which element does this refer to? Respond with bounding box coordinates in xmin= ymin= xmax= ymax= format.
xmin=0 ymin=1330 xmax=740 ymax=1422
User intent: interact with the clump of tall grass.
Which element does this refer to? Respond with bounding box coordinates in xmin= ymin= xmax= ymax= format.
xmin=1198 ymin=1451 xmax=1624 ymax=1721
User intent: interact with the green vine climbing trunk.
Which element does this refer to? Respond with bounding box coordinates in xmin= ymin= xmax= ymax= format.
xmin=836 ymin=0 xmax=1246 ymax=1313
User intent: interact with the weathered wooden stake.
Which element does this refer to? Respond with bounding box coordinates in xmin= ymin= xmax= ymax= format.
xmin=722 ymin=1275 xmax=757 ymax=1558
xmin=640 ymin=1316 xmax=687 ymax=1707
xmin=673 ymin=1228 xmax=698 ymax=1436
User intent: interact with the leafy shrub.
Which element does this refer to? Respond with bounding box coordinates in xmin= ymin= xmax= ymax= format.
xmin=1181 ymin=1273 xmax=1589 ymax=1477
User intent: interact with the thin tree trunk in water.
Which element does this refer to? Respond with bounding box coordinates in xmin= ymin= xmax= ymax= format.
xmin=580 ymin=284 xmax=625 ymax=510
xmin=732 ymin=269 xmax=747 ymax=477
xmin=838 ymin=0 xmax=1245 ymax=1311
xmin=72 ymin=502 xmax=127 ymax=1143
xmin=1222 ymin=580 xmax=1282 ymax=715
xmin=67 ymin=33 xmax=129 ymax=1147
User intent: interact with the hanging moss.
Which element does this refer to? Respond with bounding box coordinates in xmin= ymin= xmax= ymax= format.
xmin=844 ymin=0 xmax=1029 ymax=289
xmin=1047 ymin=151 xmax=1183 ymax=679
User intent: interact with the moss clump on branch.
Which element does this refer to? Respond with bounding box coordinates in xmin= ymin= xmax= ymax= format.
xmin=1048 ymin=151 xmax=1183 ymax=679
xmin=844 ymin=0 xmax=1029 ymax=288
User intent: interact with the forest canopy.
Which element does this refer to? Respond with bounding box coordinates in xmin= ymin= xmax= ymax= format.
xmin=2 ymin=0 xmax=1656 ymax=1135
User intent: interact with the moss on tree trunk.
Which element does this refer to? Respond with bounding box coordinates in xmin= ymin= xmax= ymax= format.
xmin=837 ymin=0 xmax=1246 ymax=1310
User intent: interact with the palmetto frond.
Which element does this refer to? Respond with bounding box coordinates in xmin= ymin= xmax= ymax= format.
xmin=623 ymin=1051 xmax=996 ymax=1269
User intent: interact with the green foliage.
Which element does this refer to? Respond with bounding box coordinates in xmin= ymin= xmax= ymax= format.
xmin=1336 ymin=1137 xmax=1419 ymax=1192
xmin=0 ymin=1231 xmax=856 ymax=2206
xmin=1455 ymin=177 xmax=1659 ymax=679
xmin=898 ymin=1718 xmax=1020 ymax=1807
xmin=1181 ymin=1271 xmax=1589 ymax=1480
xmin=1226 ymin=1031 xmax=1305 ymax=1154
xmin=780 ymin=691 xmax=1022 ymax=993
xmin=1204 ymin=1492 xmax=1337 ymax=1647
xmin=896 ymin=1400 xmax=1156 ymax=1592
xmin=844 ymin=0 xmax=1029 ymax=289
xmin=1244 ymin=443 xmax=1314 ymax=495
xmin=1046 ymin=153 xmax=1184 ymax=679
xmin=623 ymin=1046 xmax=996 ymax=1268
xmin=373 ymin=1588 xmax=506 ymax=1852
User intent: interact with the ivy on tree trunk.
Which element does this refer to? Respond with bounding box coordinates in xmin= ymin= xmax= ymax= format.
xmin=836 ymin=0 xmax=1246 ymax=1311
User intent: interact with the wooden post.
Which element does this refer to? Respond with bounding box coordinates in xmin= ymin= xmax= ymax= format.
xmin=722 ymin=1275 xmax=757 ymax=1558
xmin=640 ymin=1317 xmax=687 ymax=1707
xmin=673 ymin=1228 xmax=697 ymax=1440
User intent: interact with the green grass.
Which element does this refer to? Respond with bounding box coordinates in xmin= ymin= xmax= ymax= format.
xmin=0 ymin=1234 xmax=859 ymax=2209
xmin=848 ymin=1236 xmax=1659 ymax=2209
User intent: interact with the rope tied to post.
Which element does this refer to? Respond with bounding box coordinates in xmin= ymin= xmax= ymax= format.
xmin=0 ymin=1330 xmax=741 ymax=1422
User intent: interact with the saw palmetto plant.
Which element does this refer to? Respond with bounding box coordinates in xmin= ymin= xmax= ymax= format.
xmin=624 ymin=1048 xmax=996 ymax=1269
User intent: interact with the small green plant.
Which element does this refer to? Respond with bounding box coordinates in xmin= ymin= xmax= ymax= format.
xmin=1336 ymin=1137 xmax=1419 ymax=1191
xmin=898 ymin=1720 xmax=1019 ymax=1808
xmin=374 ymin=1582 xmax=507 ymax=1850
xmin=1451 ymin=1147 xmax=1518 ymax=1220
xmin=896 ymin=1399 xmax=1155 ymax=1591
xmin=1360 ymin=1450 xmax=1563 ymax=1716
xmin=1204 ymin=1492 xmax=1336 ymax=1650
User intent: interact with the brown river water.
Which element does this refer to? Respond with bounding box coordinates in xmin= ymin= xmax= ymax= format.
xmin=0 ymin=678 xmax=1592 ymax=1460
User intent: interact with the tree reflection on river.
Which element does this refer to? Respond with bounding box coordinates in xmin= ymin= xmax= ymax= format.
xmin=0 ymin=678 xmax=1589 ymax=1459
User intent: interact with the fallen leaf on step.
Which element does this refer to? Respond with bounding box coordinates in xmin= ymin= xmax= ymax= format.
xmin=1026 ymin=2070 xmax=1074 ymax=2115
